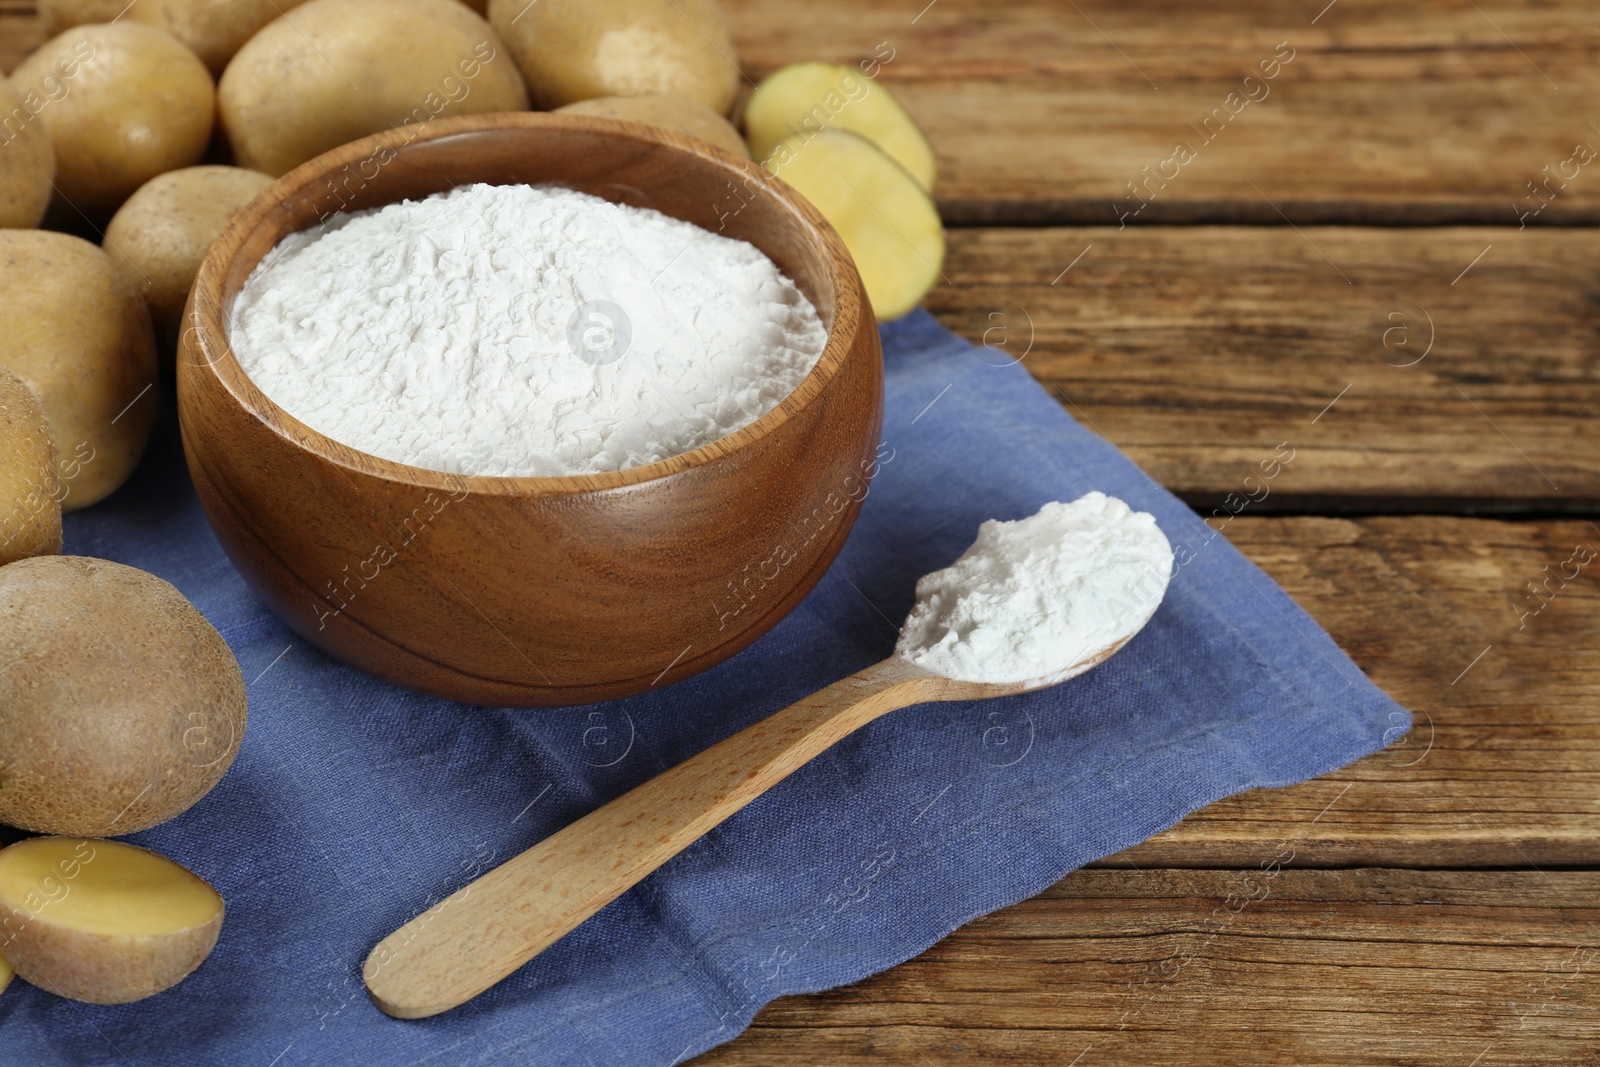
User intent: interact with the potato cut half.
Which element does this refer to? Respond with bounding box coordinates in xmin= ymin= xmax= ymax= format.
xmin=0 ymin=837 xmax=224 ymax=1004
xmin=0 ymin=948 xmax=12 ymax=995
xmin=745 ymin=62 xmax=936 ymax=191
xmin=765 ymin=128 xmax=945 ymax=322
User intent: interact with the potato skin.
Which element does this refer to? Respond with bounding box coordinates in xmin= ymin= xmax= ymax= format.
xmin=36 ymin=0 xmax=129 ymax=36
xmin=556 ymin=94 xmax=749 ymax=158
xmin=0 ymin=367 xmax=62 ymax=567
xmin=11 ymin=24 xmax=214 ymax=217
xmin=0 ymin=556 xmax=247 ymax=837
xmin=0 ymin=231 xmax=156 ymax=511
xmin=130 ymin=0 xmax=309 ymax=75
xmin=0 ymin=77 xmax=55 ymax=229
xmin=489 ymin=0 xmax=739 ymax=114
xmin=218 ymin=0 xmax=529 ymax=177
xmin=105 ymin=166 xmax=274 ymax=334
xmin=0 ymin=839 xmax=223 ymax=1005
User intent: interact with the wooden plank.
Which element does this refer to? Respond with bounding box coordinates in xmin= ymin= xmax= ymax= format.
xmin=725 ymin=0 xmax=1600 ymax=225
xmin=933 ymin=225 xmax=1600 ymax=513
xmin=10 ymin=3 xmax=1600 ymax=224
xmin=0 ymin=9 xmax=39 ymax=73
xmin=1098 ymin=515 xmax=1600 ymax=869
xmin=696 ymin=869 xmax=1600 ymax=1066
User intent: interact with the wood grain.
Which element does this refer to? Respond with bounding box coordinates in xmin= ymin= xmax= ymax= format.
xmin=697 ymin=869 xmax=1600 ymax=1066
xmin=933 ymin=225 xmax=1600 ymax=513
xmin=724 ymin=0 xmax=1600 ymax=225
xmin=0 ymin=2 xmax=39 ymax=73
xmin=1101 ymin=514 xmax=1600 ymax=869
xmin=10 ymin=2 xmax=1600 ymax=225
xmin=179 ymin=113 xmax=882 ymax=706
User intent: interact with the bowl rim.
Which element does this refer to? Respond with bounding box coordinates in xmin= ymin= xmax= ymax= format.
xmin=183 ymin=111 xmax=869 ymax=496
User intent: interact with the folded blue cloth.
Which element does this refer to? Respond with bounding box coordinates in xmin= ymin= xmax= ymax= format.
xmin=2 ymin=311 xmax=1406 ymax=1066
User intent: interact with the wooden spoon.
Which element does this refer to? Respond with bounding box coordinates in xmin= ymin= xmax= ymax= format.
xmin=363 ymin=638 xmax=1133 ymax=1019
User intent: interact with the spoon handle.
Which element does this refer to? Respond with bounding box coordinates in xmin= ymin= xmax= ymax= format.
xmin=363 ymin=656 xmax=937 ymax=1019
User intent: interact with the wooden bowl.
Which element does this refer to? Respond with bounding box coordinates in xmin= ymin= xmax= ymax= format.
xmin=178 ymin=113 xmax=882 ymax=707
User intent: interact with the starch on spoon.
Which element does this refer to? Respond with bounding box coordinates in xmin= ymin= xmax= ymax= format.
xmin=896 ymin=492 xmax=1174 ymax=684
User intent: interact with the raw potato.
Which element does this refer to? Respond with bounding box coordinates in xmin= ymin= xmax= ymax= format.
xmin=130 ymin=0 xmax=310 ymax=75
xmin=0 ymin=837 xmax=223 ymax=1004
xmin=0 ymin=367 xmax=62 ymax=567
xmin=0 ymin=948 xmax=11 ymax=996
xmin=765 ymin=128 xmax=944 ymax=321
xmin=0 ymin=231 xmax=156 ymax=510
xmin=0 ymin=556 xmax=247 ymax=837
xmin=37 ymin=0 xmax=129 ymax=36
xmin=556 ymin=94 xmax=749 ymax=158
xmin=489 ymin=0 xmax=739 ymax=114
xmin=105 ymin=166 xmax=274 ymax=334
xmin=0 ymin=76 xmax=55 ymax=229
xmin=11 ymin=24 xmax=214 ymax=217
xmin=219 ymin=0 xmax=529 ymax=177
xmin=745 ymin=61 xmax=936 ymax=191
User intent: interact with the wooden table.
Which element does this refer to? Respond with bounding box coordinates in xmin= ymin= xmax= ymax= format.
xmin=7 ymin=2 xmax=1597 ymax=1062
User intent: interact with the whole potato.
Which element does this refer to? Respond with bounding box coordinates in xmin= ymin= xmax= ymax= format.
xmin=489 ymin=0 xmax=739 ymax=114
xmin=0 ymin=556 xmax=247 ymax=837
xmin=219 ymin=0 xmax=529 ymax=177
xmin=105 ymin=166 xmax=274 ymax=335
xmin=0 ymin=77 xmax=55 ymax=229
xmin=0 ymin=367 xmax=62 ymax=567
xmin=0 ymin=231 xmax=157 ymax=510
xmin=11 ymin=24 xmax=214 ymax=217
xmin=556 ymin=94 xmax=749 ymax=158
xmin=37 ymin=0 xmax=129 ymax=37
xmin=130 ymin=0 xmax=309 ymax=75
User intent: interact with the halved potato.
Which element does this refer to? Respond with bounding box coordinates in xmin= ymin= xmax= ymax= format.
xmin=0 ymin=837 xmax=224 ymax=1004
xmin=745 ymin=62 xmax=936 ymax=191
xmin=0 ymin=948 xmax=12 ymax=995
xmin=764 ymin=128 xmax=944 ymax=321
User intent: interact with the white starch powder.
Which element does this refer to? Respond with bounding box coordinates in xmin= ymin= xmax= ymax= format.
xmin=896 ymin=492 xmax=1174 ymax=684
xmin=229 ymin=183 xmax=829 ymax=477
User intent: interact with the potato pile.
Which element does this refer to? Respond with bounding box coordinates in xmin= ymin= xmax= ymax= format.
xmin=0 ymin=557 xmax=246 ymax=1004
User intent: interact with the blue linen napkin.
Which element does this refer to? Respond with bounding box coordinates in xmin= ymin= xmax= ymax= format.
xmin=1 ymin=311 xmax=1406 ymax=1066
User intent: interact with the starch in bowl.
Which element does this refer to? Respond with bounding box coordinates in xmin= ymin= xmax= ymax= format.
xmin=228 ymin=183 xmax=830 ymax=477
xmin=179 ymin=112 xmax=882 ymax=706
